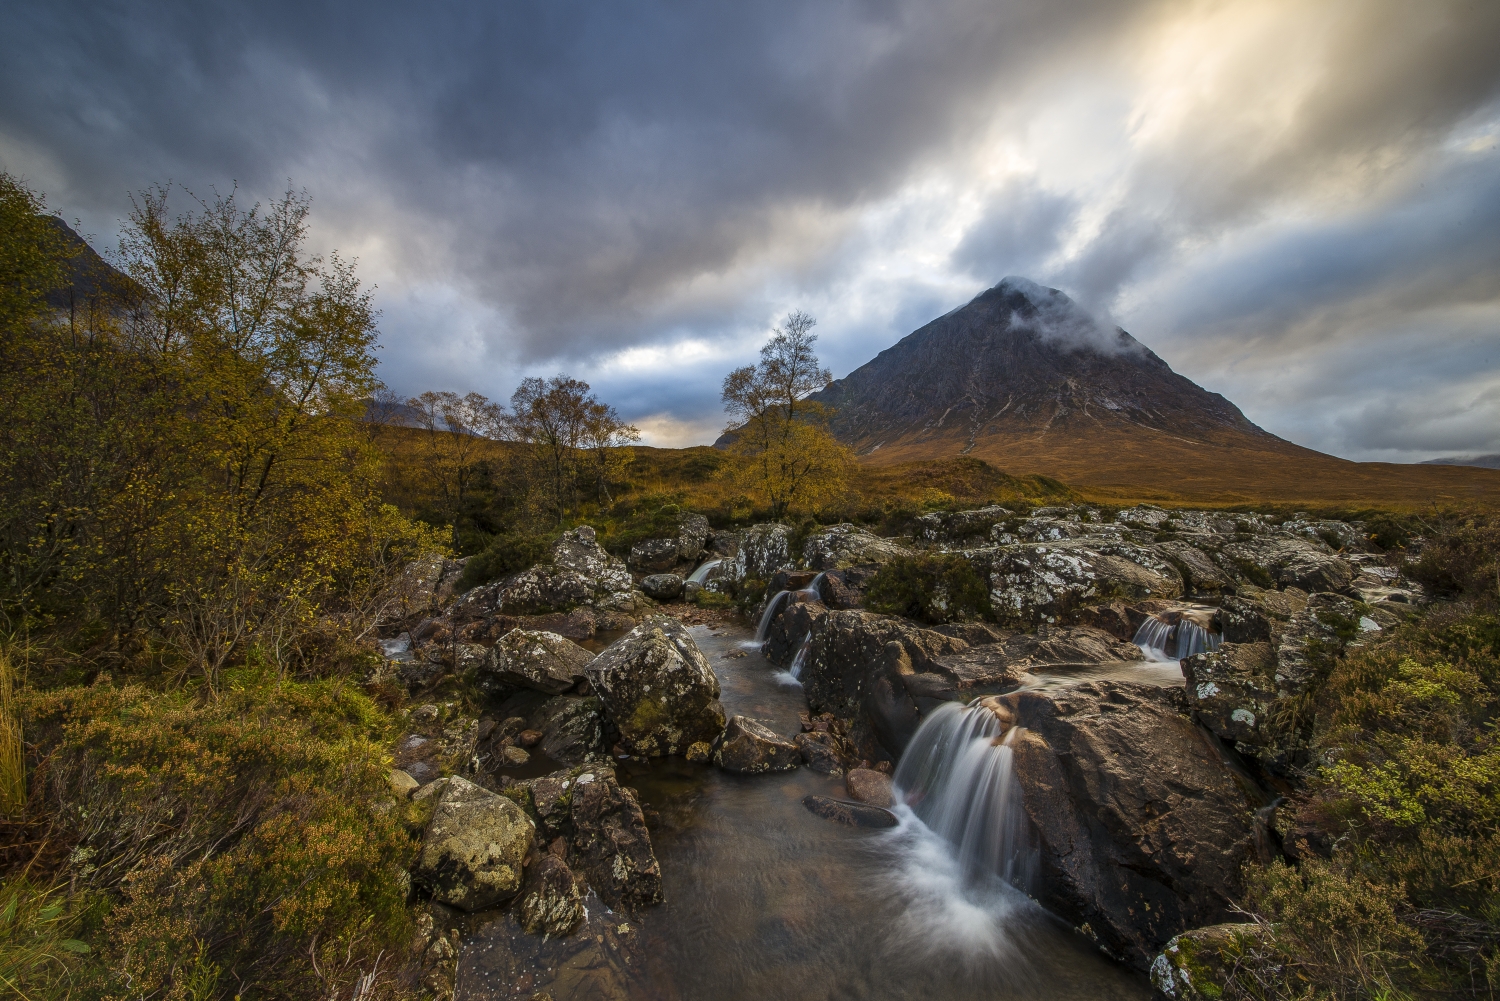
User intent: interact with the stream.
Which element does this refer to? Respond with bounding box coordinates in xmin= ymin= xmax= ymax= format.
xmin=492 ymin=622 xmax=1154 ymax=1000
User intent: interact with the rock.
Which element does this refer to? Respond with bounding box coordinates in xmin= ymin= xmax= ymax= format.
xmin=550 ymin=526 xmax=634 ymax=593
xmin=569 ymin=768 xmax=663 ymax=909
xmin=793 ymin=732 xmax=847 ymax=774
xmin=845 ymin=768 xmax=894 ymax=808
xmin=801 ymin=524 xmax=914 ymax=570
xmin=1275 ymin=592 xmax=1361 ymax=694
xmin=586 ymin=616 xmax=727 ymax=757
xmin=705 ymin=529 xmax=740 ymax=557
xmin=1115 ymin=505 xmax=1171 ymax=529
xmin=683 ymin=580 xmax=703 ymax=601
xmin=801 ymin=795 xmax=899 ymax=828
xmin=448 ymin=527 xmax=634 ymax=622
xmin=818 ymin=566 xmax=878 ymax=609
xmin=1069 ymin=600 xmax=1139 ymax=640
xmin=629 ymin=538 xmax=681 ymax=574
xmin=975 ymin=541 xmax=1184 ymax=625
xmin=379 ymin=553 xmax=467 ymax=625
xmin=518 ymin=729 xmax=543 ymax=747
xmin=914 ymin=505 xmax=1013 ymax=545
xmin=389 ymin=768 xmax=420 ymax=798
xmin=731 ymin=523 xmax=793 ymax=583
xmin=684 ymin=741 xmax=712 ymax=764
xmin=713 ymin=716 xmax=800 ymax=774
xmin=1217 ymin=587 xmax=1308 ymax=644
xmin=1156 ymin=540 xmax=1234 ymax=594
xmin=516 ymin=853 xmax=585 ymax=937
xmin=479 ymin=629 xmax=595 ymax=696
xmin=930 ymin=621 xmax=1010 ymax=645
xmin=1182 ymin=642 xmax=1279 ymax=747
xmin=640 ymin=573 xmax=685 ymax=601
xmin=1002 ymin=624 xmax=1145 ymax=670
xmin=501 ymin=745 xmax=531 ymax=766
xmin=676 ymin=513 xmax=710 ymax=563
xmin=532 ymin=696 xmax=607 ymax=765
xmin=415 ymin=776 xmax=536 ymax=912
xmin=1218 ymin=535 xmax=1354 ymax=594
xmin=1151 ymin=923 xmax=1274 ymax=1000
xmin=995 ymin=682 xmax=1261 ymax=968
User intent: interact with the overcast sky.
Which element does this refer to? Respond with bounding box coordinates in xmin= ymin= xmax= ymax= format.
xmin=4 ymin=0 xmax=1499 ymax=460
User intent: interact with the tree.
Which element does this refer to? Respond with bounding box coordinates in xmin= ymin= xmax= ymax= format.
xmin=507 ymin=376 xmax=638 ymax=523
xmin=406 ymin=389 xmax=505 ymax=549
xmin=721 ymin=311 xmax=855 ymax=520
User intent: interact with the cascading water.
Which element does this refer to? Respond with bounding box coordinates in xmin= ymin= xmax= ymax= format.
xmin=789 ymin=635 xmax=812 ymax=680
xmin=754 ymin=590 xmax=792 ymax=642
xmin=1133 ymin=609 xmax=1222 ymax=661
xmin=892 ymin=701 xmax=1036 ymax=891
xmin=686 ymin=558 xmax=722 ymax=584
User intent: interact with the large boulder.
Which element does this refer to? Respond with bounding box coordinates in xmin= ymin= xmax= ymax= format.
xmin=732 ymin=523 xmax=793 ymax=583
xmin=994 ymin=683 xmax=1261 ymax=968
xmin=1156 ymin=540 xmax=1234 ymax=595
xmin=516 ymin=853 xmax=584 ymax=937
xmin=477 ymin=628 xmax=594 ymax=695
xmin=531 ymin=695 xmax=608 ymax=765
xmin=1181 ymin=642 xmax=1279 ymax=748
xmin=629 ymin=537 xmax=681 ymax=574
xmin=914 ymin=505 xmax=1013 ymax=546
xmin=448 ymin=527 xmax=636 ymax=622
xmin=676 ymin=512 xmax=711 ymax=563
xmin=569 ymin=767 xmax=663 ymax=909
xmin=801 ymin=524 xmax=913 ymax=571
xmin=640 ymin=573 xmax=684 ymax=601
xmin=586 ymin=616 xmax=727 ymax=756
xmin=1217 ymin=535 xmax=1354 ymax=594
xmin=415 ymin=776 xmax=536 ymax=912
xmin=713 ymin=715 xmax=800 ymax=774
xmin=975 ymin=542 xmax=1184 ymax=625
xmin=379 ymin=553 xmax=467 ymax=625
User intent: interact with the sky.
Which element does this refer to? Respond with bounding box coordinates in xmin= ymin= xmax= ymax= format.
xmin=4 ymin=0 xmax=1499 ymax=461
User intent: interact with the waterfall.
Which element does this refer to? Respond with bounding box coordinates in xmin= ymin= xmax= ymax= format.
xmin=754 ymin=590 xmax=792 ymax=642
xmin=801 ymin=572 xmax=826 ymax=601
xmin=686 ymin=558 xmax=722 ymax=584
xmin=1133 ymin=611 xmax=1222 ymax=661
xmin=789 ymin=635 xmax=812 ymax=680
xmin=892 ymin=702 xmax=1036 ymax=891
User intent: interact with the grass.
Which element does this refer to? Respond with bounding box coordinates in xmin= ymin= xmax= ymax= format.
xmin=0 ymin=650 xmax=22 ymax=817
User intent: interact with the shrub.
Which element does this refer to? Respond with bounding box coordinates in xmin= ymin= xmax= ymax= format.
xmin=459 ymin=530 xmax=556 ymax=591
xmin=20 ymin=671 xmax=418 ymax=1000
xmin=1406 ymin=517 xmax=1500 ymax=602
xmin=864 ymin=554 xmax=989 ymax=624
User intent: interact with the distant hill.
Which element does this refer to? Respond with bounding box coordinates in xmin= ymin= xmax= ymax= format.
xmin=44 ymin=216 xmax=133 ymax=310
xmin=783 ymin=278 xmax=1500 ymax=505
xmin=1422 ymin=454 xmax=1500 ymax=470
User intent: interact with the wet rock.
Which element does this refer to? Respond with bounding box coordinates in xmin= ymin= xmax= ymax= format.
xmin=713 ymin=715 xmax=800 ymax=774
xmin=629 ymin=538 xmax=681 ymax=574
xmin=501 ymin=745 xmax=531 ymax=766
xmin=479 ymin=629 xmax=595 ymax=696
xmin=845 ymin=768 xmax=894 ymax=808
xmin=640 ymin=573 xmax=684 ymax=601
xmin=570 ymin=767 xmax=663 ymax=909
xmin=996 ymin=682 xmax=1261 ymax=968
xmin=1151 ymin=923 xmax=1274 ymax=1000
xmin=975 ymin=541 xmax=1184 ymax=625
xmin=1217 ymin=586 xmax=1308 ymax=645
xmin=801 ymin=795 xmax=899 ymax=828
xmin=1002 ymin=624 xmax=1145 ymax=670
xmin=1182 ymin=642 xmax=1279 ymax=747
xmin=1069 ymin=600 xmax=1141 ymax=640
xmin=801 ymin=523 xmax=914 ymax=570
xmin=454 ymin=894 xmax=640 ymax=1001
xmin=924 ymin=646 xmax=1021 ymax=699
xmin=516 ymin=853 xmax=585 ymax=937
xmin=793 ymin=732 xmax=847 ymax=774
xmin=731 ymin=523 xmax=793 ymax=583
xmin=415 ymin=776 xmax=536 ymax=912
xmin=587 ymin=616 xmax=727 ymax=757
xmin=684 ymin=740 xmax=712 ymax=764
xmin=929 ymin=621 xmax=1010 ymax=645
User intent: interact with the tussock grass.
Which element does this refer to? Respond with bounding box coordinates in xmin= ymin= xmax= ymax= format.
xmin=0 ymin=649 xmax=23 ymax=817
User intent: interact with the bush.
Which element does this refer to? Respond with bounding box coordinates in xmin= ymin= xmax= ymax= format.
xmin=20 ymin=670 xmax=418 ymax=1000
xmin=459 ymin=530 xmax=556 ymax=590
xmin=1406 ymin=517 xmax=1500 ymax=602
xmin=864 ymin=554 xmax=989 ymax=624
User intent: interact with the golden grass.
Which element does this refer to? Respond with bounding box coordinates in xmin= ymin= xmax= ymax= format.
xmin=0 ymin=649 xmax=22 ymax=817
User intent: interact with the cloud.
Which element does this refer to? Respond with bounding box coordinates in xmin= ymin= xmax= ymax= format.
xmin=2 ymin=0 xmax=1498 ymax=461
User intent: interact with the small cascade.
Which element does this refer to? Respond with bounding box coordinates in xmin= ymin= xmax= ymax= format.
xmin=800 ymin=572 xmax=826 ymax=601
xmin=1133 ymin=607 xmax=1223 ymax=661
xmin=788 ymin=635 xmax=812 ymax=680
xmin=892 ymin=701 xmax=1036 ymax=890
xmin=754 ymin=590 xmax=792 ymax=642
xmin=686 ymin=558 xmax=722 ymax=584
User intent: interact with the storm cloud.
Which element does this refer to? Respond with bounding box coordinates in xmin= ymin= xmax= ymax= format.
xmin=3 ymin=0 xmax=1498 ymax=457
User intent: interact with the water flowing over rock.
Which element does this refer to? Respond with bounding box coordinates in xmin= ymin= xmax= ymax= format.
xmin=415 ymin=776 xmax=536 ymax=912
xmin=586 ymin=616 xmax=726 ymax=756
xmin=1133 ymin=606 xmax=1223 ymax=661
xmin=713 ymin=715 xmax=800 ymax=774
xmin=993 ymin=682 xmax=1261 ymax=967
xmin=478 ymin=628 xmax=595 ymax=695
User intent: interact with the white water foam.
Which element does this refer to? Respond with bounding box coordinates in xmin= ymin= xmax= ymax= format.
xmin=1133 ymin=612 xmax=1222 ymax=662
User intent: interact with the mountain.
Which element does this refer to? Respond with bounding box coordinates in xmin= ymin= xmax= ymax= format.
xmin=790 ymin=278 xmax=1500 ymax=504
xmin=1421 ymin=454 xmax=1500 ymax=470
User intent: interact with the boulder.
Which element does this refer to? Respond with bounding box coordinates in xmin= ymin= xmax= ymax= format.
xmin=975 ymin=541 xmax=1184 ymax=625
xmin=570 ymin=767 xmax=663 ymax=909
xmin=1156 ymin=540 xmax=1234 ymax=594
xmin=732 ymin=523 xmax=793 ymax=583
xmin=994 ymin=682 xmax=1261 ymax=968
xmin=845 ymin=768 xmax=894 ymax=808
xmin=1002 ymin=624 xmax=1145 ymax=670
xmin=448 ymin=527 xmax=634 ymax=622
xmin=478 ymin=628 xmax=594 ymax=696
xmin=793 ymin=732 xmax=847 ymax=774
xmin=415 ymin=776 xmax=536 ymax=912
xmin=389 ymin=768 xmax=420 ymax=798
xmin=1151 ymin=923 xmax=1274 ymax=1000
xmin=1182 ymin=642 xmax=1279 ymax=747
xmin=586 ymin=616 xmax=727 ymax=756
xmin=676 ymin=513 xmax=710 ymax=563
xmin=629 ymin=537 xmax=681 ymax=574
xmin=516 ymin=853 xmax=585 ymax=937
xmin=640 ymin=573 xmax=684 ymax=601
xmin=914 ymin=505 xmax=1013 ymax=545
xmin=531 ymin=695 xmax=607 ymax=765
xmin=713 ymin=716 xmax=800 ymax=774
xmin=379 ymin=553 xmax=467 ymax=625
xmin=550 ymin=526 xmax=634 ymax=593
xmin=819 ymin=566 xmax=878 ymax=609
xmin=1217 ymin=536 xmax=1353 ymax=594
xmin=1217 ymin=586 xmax=1308 ymax=645
xmin=1275 ymin=592 xmax=1361 ymax=693
xmin=801 ymin=795 xmax=899 ymax=828
xmin=801 ymin=524 xmax=913 ymax=571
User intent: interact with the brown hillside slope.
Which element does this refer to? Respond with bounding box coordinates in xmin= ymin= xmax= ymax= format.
xmin=801 ymin=278 xmax=1498 ymax=506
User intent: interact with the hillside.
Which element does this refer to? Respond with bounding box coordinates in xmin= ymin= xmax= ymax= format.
xmin=801 ymin=278 xmax=1500 ymax=505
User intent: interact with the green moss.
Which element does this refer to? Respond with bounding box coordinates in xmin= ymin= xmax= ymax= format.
xmin=865 ymin=554 xmax=990 ymax=624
